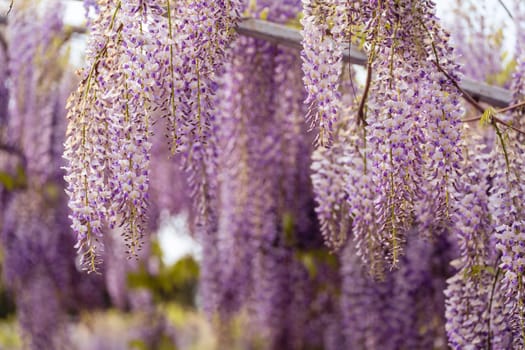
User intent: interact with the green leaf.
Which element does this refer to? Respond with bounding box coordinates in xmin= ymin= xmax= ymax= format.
xmin=486 ymin=58 xmax=517 ymax=86
xmin=282 ymin=212 xmax=295 ymax=246
xmin=0 ymin=172 xmax=15 ymax=191
xmin=158 ymin=335 xmax=177 ymax=350
xmin=463 ymin=264 xmax=496 ymax=279
xmin=300 ymin=254 xmax=317 ymax=278
xmin=129 ymin=340 xmax=148 ymax=350
xmin=43 ymin=183 xmax=61 ymax=202
xmin=259 ymin=7 xmax=269 ymax=20
xmin=480 ymin=107 xmax=496 ymax=127
xmin=127 ymin=254 xmax=199 ymax=306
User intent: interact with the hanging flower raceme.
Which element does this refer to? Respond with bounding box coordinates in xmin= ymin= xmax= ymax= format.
xmin=301 ymin=0 xmax=345 ymax=147
xmin=486 ymin=43 xmax=525 ymax=343
xmin=64 ymin=0 xmax=125 ymax=271
xmin=63 ymin=0 xmax=243 ymax=271
xmin=206 ymin=34 xmax=282 ymax=317
xmin=340 ymin=231 xmax=453 ymax=350
xmin=367 ymin=0 xmax=462 ymax=265
xmin=444 ymin=131 xmax=517 ymax=349
xmin=6 ymin=0 xmax=66 ymax=181
xmin=199 ymin=5 xmax=336 ymax=348
xmin=0 ymin=37 xmax=7 ymax=131
xmin=1 ymin=191 xmax=71 ymax=350
xmin=171 ymin=0 xmax=243 ymax=145
xmin=310 ymin=0 xmax=461 ymax=270
xmin=169 ymin=0 xmax=244 ymax=229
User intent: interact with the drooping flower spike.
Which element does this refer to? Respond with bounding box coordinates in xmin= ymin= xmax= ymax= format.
xmin=63 ymin=0 xmax=243 ymax=271
xmin=309 ymin=0 xmax=464 ymax=271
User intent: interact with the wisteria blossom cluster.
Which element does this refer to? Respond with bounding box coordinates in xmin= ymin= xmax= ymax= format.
xmin=64 ymin=0 xmax=244 ymax=271
xmin=3 ymin=0 xmax=525 ymax=349
xmin=307 ymin=0 xmax=525 ymax=348
xmin=308 ymin=0 xmax=464 ymax=270
xmin=0 ymin=1 xmax=108 ymax=348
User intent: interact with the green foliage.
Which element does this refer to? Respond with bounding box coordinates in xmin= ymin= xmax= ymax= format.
xmin=0 ymin=320 xmax=21 ymax=349
xmin=286 ymin=12 xmax=303 ymax=29
xmin=129 ymin=339 xmax=148 ymax=350
xmin=480 ymin=107 xmax=496 ymax=127
xmin=127 ymin=248 xmax=199 ymax=306
xmin=296 ymin=249 xmax=339 ymax=279
xmin=129 ymin=336 xmax=177 ymax=350
xmin=0 ymin=172 xmax=14 ymax=191
xmin=282 ymin=212 xmax=296 ymax=246
xmin=0 ymin=250 xmax=16 ymax=319
xmin=487 ymin=56 xmax=517 ymax=87
xmin=42 ymin=182 xmax=62 ymax=204
xmin=0 ymin=165 xmax=26 ymax=191
xmin=463 ymin=264 xmax=497 ymax=280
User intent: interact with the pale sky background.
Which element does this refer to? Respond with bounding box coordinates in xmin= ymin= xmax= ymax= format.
xmin=0 ymin=0 xmax=518 ymax=265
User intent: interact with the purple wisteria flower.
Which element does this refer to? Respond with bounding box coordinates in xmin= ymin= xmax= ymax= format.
xmin=341 ymin=231 xmax=453 ymax=350
xmin=0 ymin=36 xmax=7 ymax=131
xmin=443 ymin=130 xmax=518 ymax=349
xmin=63 ymin=0 xmax=244 ymax=271
xmin=486 ymin=42 xmax=525 ymax=344
xmin=311 ymin=0 xmax=465 ymax=272
xmin=301 ymin=0 xmax=345 ymax=147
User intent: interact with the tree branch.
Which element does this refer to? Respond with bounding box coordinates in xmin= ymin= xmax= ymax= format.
xmin=462 ymin=101 xmax=525 ymax=135
xmin=432 ymin=59 xmax=485 ymax=114
xmin=357 ymin=63 xmax=372 ymax=126
xmin=497 ymin=0 xmax=513 ymax=19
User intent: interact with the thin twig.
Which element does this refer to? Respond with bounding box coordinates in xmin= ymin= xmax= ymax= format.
xmin=6 ymin=1 xmax=13 ymax=16
xmin=461 ymin=101 xmax=525 ymax=135
xmin=495 ymin=100 xmax=525 ymax=115
xmin=497 ymin=0 xmax=513 ymax=19
xmin=357 ymin=63 xmax=372 ymax=126
xmin=0 ymin=32 xmax=6 ymax=53
xmin=463 ymin=101 xmax=525 ymax=122
xmin=431 ymin=51 xmax=525 ymax=135
xmin=431 ymin=59 xmax=484 ymax=113
xmin=493 ymin=116 xmax=525 ymax=135
xmin=486 ymin=256 xmax=502 ymax=350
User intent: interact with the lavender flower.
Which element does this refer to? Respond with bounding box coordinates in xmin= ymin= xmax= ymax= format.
xmin=64 ymin=0 xmax=123 ymax=271
xmin=5 ymin=0 xmax=66 ymax=181
xmin=311 ymin=122 xmax=353 ymax=251
xmin=0 ymin=36 xmax=7 ymax=132
xmin=341 ymin=231 xmax=453 ymax=350
xmin=2 ymin=191 xmax=72 ymax=350
xmin=488 ymin=124 xmax=525 ymax=343
xmin=205 ymin=35 xmax=281 ymax=316
xmin=301 ymin=0 xmax=345 ymax=147
xmin=64 ymin=0 xmax=241 ymax=270
xmin=444 ymin=1 xmax=508 ymax=85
